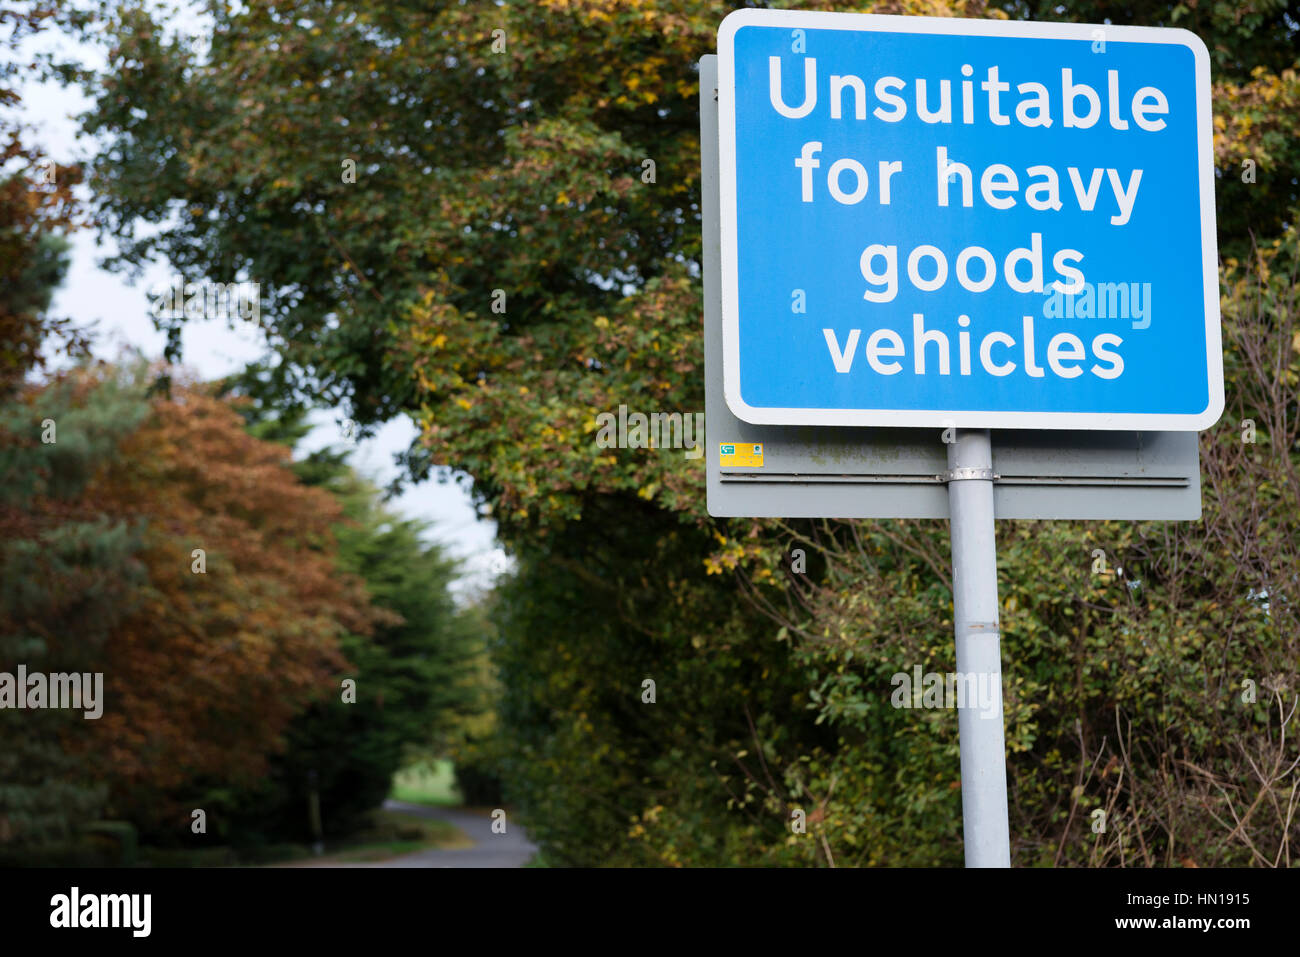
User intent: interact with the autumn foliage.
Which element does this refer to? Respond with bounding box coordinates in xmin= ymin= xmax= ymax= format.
xmin=86 ymin=376 xmax=377 ymax=801
xmin=0 ymin=364 xmax=380 ymax=840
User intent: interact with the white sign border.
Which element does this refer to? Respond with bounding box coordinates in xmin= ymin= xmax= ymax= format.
xmin=717 ymin=9 xmax=1224 ymax=431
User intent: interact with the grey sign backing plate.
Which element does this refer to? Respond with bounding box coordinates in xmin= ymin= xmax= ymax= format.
xmin=699 ymin=54 xmax=1200 ymax=521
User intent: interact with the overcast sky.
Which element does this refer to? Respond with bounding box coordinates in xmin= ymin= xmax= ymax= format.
xmin=16 ymin=20 xmax=507 ymax=600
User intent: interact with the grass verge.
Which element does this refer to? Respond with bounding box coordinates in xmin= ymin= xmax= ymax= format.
xmin=390 ymin=759 xmax=462 ymax=807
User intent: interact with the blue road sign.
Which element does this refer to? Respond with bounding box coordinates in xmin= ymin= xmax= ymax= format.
xmin=717 ymin=10 xmax=1222 ymax=430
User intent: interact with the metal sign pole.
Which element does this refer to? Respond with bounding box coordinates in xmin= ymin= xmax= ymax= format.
xmin=944 ymin=429 xmax=1012 ymax=867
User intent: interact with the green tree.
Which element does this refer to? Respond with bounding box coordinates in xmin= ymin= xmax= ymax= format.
xmin=0 ymin=372 xmax=148 ymax=851
xmin=205 ymin=374 xmax=490 ymax=844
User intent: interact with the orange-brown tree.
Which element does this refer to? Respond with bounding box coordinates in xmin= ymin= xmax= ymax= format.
xmin=1 ymin=363 xmax=380 ymax=847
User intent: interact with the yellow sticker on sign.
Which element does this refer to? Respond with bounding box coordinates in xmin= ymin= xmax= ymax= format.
xmin=719 ymin=442 xmax=764 ymax=467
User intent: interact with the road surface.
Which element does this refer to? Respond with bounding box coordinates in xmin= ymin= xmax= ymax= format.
xmin=352 ymin=800 xmax=537 ymax=868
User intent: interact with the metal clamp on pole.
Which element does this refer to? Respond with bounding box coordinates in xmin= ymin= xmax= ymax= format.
xmin=940 ymin=467 xmax=999 ymax=483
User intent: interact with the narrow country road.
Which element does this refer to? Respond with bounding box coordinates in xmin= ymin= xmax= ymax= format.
xmin=358 ymin=800 xmax=537 ymax=868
